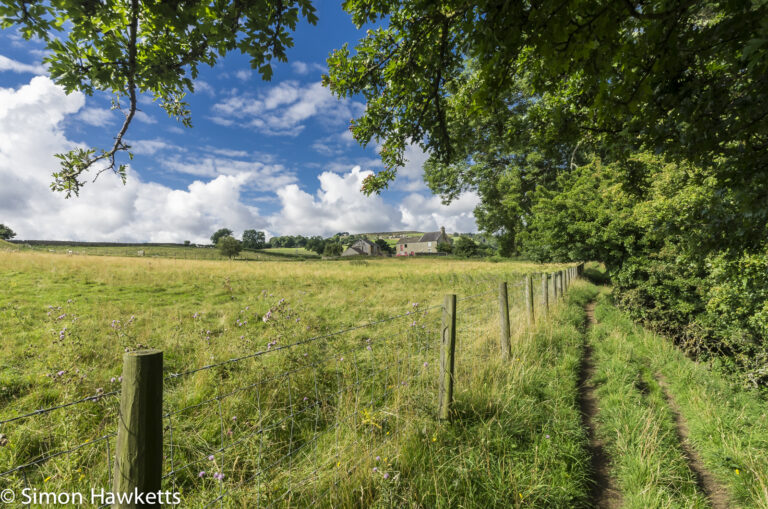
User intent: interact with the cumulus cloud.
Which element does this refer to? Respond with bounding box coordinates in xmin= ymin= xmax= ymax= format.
xmin=269 ymin=166 xmax=399 ymax=236
xmin=268 ymin=166 xmax=479 ymax=236
xmin=0 ymin=54 xmax=46 ymax=74
xmin=211 ymin=81 xmax=363 ymax=136
xmin=393 ymin=143 xmax=430 ymax=192
xmin=76 ymin=107 xmax=116 ymax=127
xmin=0 ymin=76 xmax=267 ymax=243
xmin=398 ymin=191 xmax=480 ymax=234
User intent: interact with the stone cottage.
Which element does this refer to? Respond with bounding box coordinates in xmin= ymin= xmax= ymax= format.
xmin=396 ymin=227 xmax=451 ymax=256
xmin=341 ymin=238 xmax=383 ymax=257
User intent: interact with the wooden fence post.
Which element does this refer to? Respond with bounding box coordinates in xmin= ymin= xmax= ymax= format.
xmin=438 ymin=295 xmax=456 ymax=421
xmin=498 ymin=282 xmax=511 ymax=361
xmin=541 ymin=273 xmax=549 ymax=314
xmin=525 ymin=274 xmax=534 ymax=325
xmin=113 ymin=350 xmax=163 ymax=507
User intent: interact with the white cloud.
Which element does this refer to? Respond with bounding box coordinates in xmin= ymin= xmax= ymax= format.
xmin=76 ymin=107 xmax=115 ymax=127
xmin=398 ymin=192 xmax=480 ymax=234
xmin=133 ymin=110 xmax=157 ymax=124
xmin=160 ymin=155 xmax=297 ymax=191
xmin=0 ymin=54 xmax=46 ymax=74
xmin=1 ymin=77 xmax=477 ymax=243
xmin=268 ymin=166 xmax=479 ymax=236
xmin=128 ymin=138 xmax=180 ymax=156
xmin=291 ymin=61 xmax=326 ymax=76
xmin=0 ymin=76 xmax=268 ymax=243
xmin=235 ymin=70 xmax=251 ymax=81
xmin=193 ymin=80 xmax=215 ymax=96
xmin=312 ymin=129 xmax=357 ymax=156
xmin=212 ymin=81 xmax=363 ymax=136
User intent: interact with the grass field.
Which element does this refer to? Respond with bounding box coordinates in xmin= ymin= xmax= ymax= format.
xmin=0 ymin=251 xmax=570 ymax=507
xmin=3 ymin=254 xmax=764 ymax=508
xmin=1 ymin=242 xmax=320 ymax=261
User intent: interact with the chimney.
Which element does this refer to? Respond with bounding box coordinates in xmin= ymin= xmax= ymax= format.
xmin=440 ymin=226 xmax=446 ymax=237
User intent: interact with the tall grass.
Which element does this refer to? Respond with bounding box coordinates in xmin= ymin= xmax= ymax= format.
xmin=0 ymin=251 xmax=578 ymax=507
xmin=592 ymin=292 xmax=768 ymax=508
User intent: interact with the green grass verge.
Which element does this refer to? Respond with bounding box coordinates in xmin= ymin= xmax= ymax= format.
xmin=592 ymin=292 xmax=768 ymax=508
xmin=349 ymin=281 xmax=601 ymax=508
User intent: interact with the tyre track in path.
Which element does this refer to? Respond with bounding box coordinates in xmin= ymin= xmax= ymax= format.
xmin=579 ymin=302 xmax=622 ymax=509
xmin=655 ymin=374 xmax=731 ymax=509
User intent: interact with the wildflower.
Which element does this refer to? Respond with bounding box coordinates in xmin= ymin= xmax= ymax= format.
xmin=545 ymin=434 xmax=550 ymax=439
xmin=240 ymin=335 xmax=244 ymax=340
xmin=383 ymin=473 xmax=390 ymax=479
xmin=232 ymin=416 xmax=237 ymax=422
xmin=118 ymin=376 xmax=123 ymax=382
xmin=367 ymin=346 xmax=372 ymax=351
xmin=193 ymin=312 xmax=199 ymax=319
xmin=375 ymin=456 xmax=380 ymax=461
xmin=95 ymin=388 xmax=104 ymax=395
xmin=303 ymin=396 xmax=309 ymax=402
xmin=198 ymin=471 xmax=206 ymax=478
xmin=735 ymin=469 xmax=740 ymax=475
xmin=372 ymin=467 xmax=378 ymax=472
xmin=214 ymin=472 xmax=225 ymax=481
xmin=208 ymin=455 xmax=215 ymax=461
xmin=423 ymin=362 xmax=428 ymax=368
xmin=111 ymin=377 xmax=116 ymax=383
xmin=340 ymin=357 xmax=344 ymax=362
xmin=57 ymin=370 xmax=65 ymax=376
xmin=411 ymin=321 xmax=416 ymax=327
xmin=0 ymin=434 xmax=8 ymax=447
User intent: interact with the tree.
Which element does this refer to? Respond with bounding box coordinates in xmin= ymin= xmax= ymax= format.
xmin=0 ymin=224 xmax=16 ymax=240
xmin=374 ymin=238 xmax=394 ymax=255
xmin=452 ymin=236 xmax=478 ymax=258
xmin=305 ymin=236 xmax=326 ymax=255
xmin=322 ymin=242 xmax=343 ymax=257
xmin=242 ymin=229 xmax=266 ymax=250
xmin=210 ymin=228 xmax=233 ymax=246
xmin=217 ymin=236 xmax=242 ymax=259
xmin=183 ymin=240 xmax=191 ymax=246
xmin=1 ymin=0 xmax=318 ymax=196
xmin=326 ymin=1 xmax=768 ymax=195
xmin=436 ymin=241 xmax=452 ymax=254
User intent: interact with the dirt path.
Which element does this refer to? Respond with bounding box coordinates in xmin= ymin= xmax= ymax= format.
xmin=655 ymin=374 xmax=731 ymax=509
xmin=578 ymin=302 xmax=622 ymax=509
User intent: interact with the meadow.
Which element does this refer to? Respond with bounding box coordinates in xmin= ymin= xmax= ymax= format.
xmin=0 ymin=250 xmax=570 ymax=507
xmin=4 ymin=242 xmax=320 ymax=261
xmin=2 ymin=252 xmax=764 ymax=508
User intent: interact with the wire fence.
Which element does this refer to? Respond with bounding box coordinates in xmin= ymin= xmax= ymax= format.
xmin=0 ymin=266 xmax=581 ymax=507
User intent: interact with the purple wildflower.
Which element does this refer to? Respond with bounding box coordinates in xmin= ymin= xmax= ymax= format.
xmin=375 ymin=456 xmax=380 ymax=461
xmin=208 ymin=455 xmax=215 ymax=461
xmin=423 ymin=362 xmax=428 ymax=368
xmin=198 ymin=471 xmax=205 ymax=478
xmin=383 ymin=473 xmax=390 ymax=479
xmin=372 ymin=467 xmax=378 ymax=472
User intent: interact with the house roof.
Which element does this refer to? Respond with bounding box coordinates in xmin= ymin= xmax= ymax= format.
xmin=419 ymin=231 xmax=443 ymax=242
xmin=352 ymin=238 xmax=375 ymax=247
xmin=397 ymin=236 xmax=422 ymax=244
xmin=343 ymin=246 xmax=365 ymax=255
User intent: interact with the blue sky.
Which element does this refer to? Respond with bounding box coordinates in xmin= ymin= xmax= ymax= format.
xmin=0 ymin=4 xmax=479 ymax=243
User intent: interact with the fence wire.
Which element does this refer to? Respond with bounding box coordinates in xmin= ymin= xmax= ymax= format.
xmin=0 ymin=268 xmax=579 ymax=507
